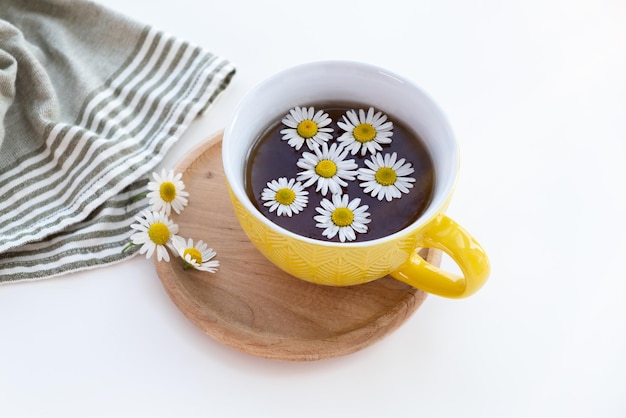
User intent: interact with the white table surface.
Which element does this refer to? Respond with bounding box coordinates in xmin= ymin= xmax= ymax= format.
xmin=2 ymin=1 xmax=625 ymax=417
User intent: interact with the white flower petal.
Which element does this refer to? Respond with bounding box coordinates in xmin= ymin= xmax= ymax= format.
xmin=358 ymin=152 xmax=417 ymax=201
xmin=146 ymin=169 xmax=189 ymax=216
xmin=260 ymin=178 xmax=309 ymax=217
xmin=280 ymin=106 xmax=334 ymax=151
xmin=173 ymin=237 xmax=220 ymax=273
xmin=296 ymin=142 xmax=358 ymax=197
xmin=346 ymin=110 xmax=360 ymax=126
xmin=337 ymin=108 xmax=395 ymax=156
xmin=314 ymin=193 xmax=370 ymax=242
xmin=128 ymin=210 xmax=178 ymax=261
xmin=143 ymin=242 xmax=155 ymax=258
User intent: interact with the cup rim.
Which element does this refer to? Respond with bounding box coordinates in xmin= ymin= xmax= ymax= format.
xmin=223 ymin=59 xmax=459 ymax=248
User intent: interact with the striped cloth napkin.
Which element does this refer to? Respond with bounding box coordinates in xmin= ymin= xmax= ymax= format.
xmin=0 ymin=0 xmax=235 ymax=283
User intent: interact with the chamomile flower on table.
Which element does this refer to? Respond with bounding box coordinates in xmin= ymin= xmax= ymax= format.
xmin=296 ymin=142 xmax=358 ymax=196
xmin=147 ymin=169 xmax=189 ymax=216
xmin=337 ymin=107 xmax=394 ymax=156
xmin=129 ymin=210 xmax=179 ymax=262
xmin=280 ymin=106 xmax=334 ymax=150
xmin=314 ymin=193 xmax=371 ymax=242
xmin=358 ymin=152 xmax=416 ymax=201
xmin=261 ymin=177 xmax=309 ymax=216
xmin=172 ymin=237 xmax=220 ymax=273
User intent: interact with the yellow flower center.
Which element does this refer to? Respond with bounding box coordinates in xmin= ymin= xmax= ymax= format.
xmin=375 ymin=167 xmax=397 ymax=186
xmin=353 ymin=123 xmax=376 ymax=143
xmin=275 ymin=187 xmax=296 ymax=205
xmin=315 ymin=160 xmax=337 ymax=178
xmin=159 ymin=181 xmax=177 ymax=203
xmin=331 ymin=207 xmax=354 ymax=227
xmin=183 ymin=247 xmax=203 ymax=265
xmin=297 ymin=120 xmax=319 ymax=139
xmin=147 ymin=222 xmax=170 ymax=246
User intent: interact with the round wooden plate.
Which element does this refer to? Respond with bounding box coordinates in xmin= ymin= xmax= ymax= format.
xmin=155 ymin=131 xmax=441 ymax=361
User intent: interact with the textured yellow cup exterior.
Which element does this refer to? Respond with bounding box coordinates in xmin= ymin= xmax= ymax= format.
xmin=227 ymin=184 xmax=490 ymax=297
xmin=228 ymin=186 xmax=415 ymax=286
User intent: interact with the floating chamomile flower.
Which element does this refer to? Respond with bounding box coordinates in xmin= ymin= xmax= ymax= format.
xmin=358 ymin=152 xmax=416 ymax=201
xmin=261 ymin=177 xmax=309 ymax=216
xmin=296 ymin=142 xmax=358 ymax=196
xmin=337 ymin=107 xmax=393 ymax=156
xmin=172 ymin=237 xmax=220 ymax=273
xmin=147 ymin=169 xmax=189 ymax=216
xmin=314 ymin=193 xmax=371 ymax=242
xmin=129 ymin=210 xmax=179 ymax=262
xmin=280 ymin=106 xmax=334 ymax=150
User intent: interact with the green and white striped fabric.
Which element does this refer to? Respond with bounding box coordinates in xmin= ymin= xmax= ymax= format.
xmin=0 ymin=0 xmax=235 ymax=283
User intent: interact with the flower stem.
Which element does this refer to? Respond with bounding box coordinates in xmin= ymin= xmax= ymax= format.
xmin=121 ymin=242 xmax=136 ymax=253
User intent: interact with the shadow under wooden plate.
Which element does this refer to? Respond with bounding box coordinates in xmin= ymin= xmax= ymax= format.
xmin=155 ymin=131 xmax=441 ymax=361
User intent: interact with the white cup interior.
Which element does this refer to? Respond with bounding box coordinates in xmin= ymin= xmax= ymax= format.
xmin=223 ymin=60 xmax=459 ymax=245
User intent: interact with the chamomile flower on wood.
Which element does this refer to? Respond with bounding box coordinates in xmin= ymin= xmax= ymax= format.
xmin=147 ymin=169 xmax=189 ymax=216
xmin=130 ymin=210 xmax=179 ymax=262
xmin=358 ymin=152 xmax=416 ymax=201
xmin=337 ymin=107 xmax=394 ymax=156
xmin=261 ymin=177 xmax=309 ymax=216
xmin=314 ymin=193 xmax=371 ymax=242
xmin=172 ymin=237 xmax=220 ymax=273
xmin=280 ymin=106 xmax=334 ymax=150
xmin=296 ymin=142 xmax=358 ymax=196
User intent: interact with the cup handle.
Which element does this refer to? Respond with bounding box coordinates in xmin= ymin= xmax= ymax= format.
xmin=390 ymin=214 xmax=490 ymax=299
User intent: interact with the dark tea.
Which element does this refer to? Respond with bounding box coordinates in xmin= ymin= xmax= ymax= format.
xmin=245 ymin=103 xmax=435 ymax=243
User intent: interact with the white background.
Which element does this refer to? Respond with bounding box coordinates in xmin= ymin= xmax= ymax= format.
xmin=2 ymin=0 xmax=625 ymax=417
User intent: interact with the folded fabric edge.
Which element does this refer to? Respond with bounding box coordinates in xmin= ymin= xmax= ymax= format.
xmin=0 ymin=179 xmax=147 ymax=283
xmin=0 ymin=248 xmax=142 ymax=285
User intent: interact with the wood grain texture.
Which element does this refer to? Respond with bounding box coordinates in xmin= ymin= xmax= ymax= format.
xmin=155 ymin=131 xmax=441 ymax=361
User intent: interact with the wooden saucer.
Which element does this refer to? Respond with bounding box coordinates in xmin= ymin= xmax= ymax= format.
xmin=155 ymin=131 xmax=440 ymax=361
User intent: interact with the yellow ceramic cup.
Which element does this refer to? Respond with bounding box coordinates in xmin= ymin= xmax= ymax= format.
xmin=222 ymin=61 xmax=489 ymax=299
